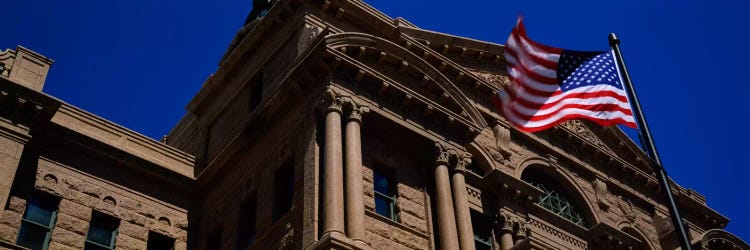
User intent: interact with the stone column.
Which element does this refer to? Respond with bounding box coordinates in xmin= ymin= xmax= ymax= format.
xmin=344 ymin=105 xmax=368 ymax=244
xmin=322 ymin=94 xmax=345 ymax=236
xmin=514 ymin=221 xmax=528 ymax=247
xmin=434 ymin=144 xmax=459 ymax=250
xmin=497 ymin=212 xmax=514 ymax=250
xmin=452 ymin=156 xmax=475 ymax=250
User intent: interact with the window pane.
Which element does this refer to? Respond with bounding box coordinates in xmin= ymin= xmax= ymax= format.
xmin=87 ymin=226 xmax=114 ymax=246
xmin=85 ymin=242 xmax=112 ymax=250
xmin=23 ymin=202 xmax=54 ymax=226
xmin=475 ymin=241 xmax=493 ymax=250
xmin=147 ymin=231 xmax=175 ymax=250
xmin=373 ymin=172 xmax=390 ymax=195
xmin=522 ymin=170 xmax=588 ymax=227
xmin=17 ymin=222 xmax=48 ymax=250
xmin=374 ymin=195 xmax=391 ymax=218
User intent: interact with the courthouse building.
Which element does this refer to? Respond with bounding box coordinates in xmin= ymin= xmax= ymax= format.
xmin=0 ymin=0 xmax=747 ymax=249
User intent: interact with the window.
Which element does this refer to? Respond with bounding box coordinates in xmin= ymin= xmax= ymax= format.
xmin=471 ymin=210 xmax=494 ymax=250
xmin=373 ymin=169 xmax=397 ymax=221
xmin=85 ymin=211 xmax=120 ymax=250
xmin=272 ymin=162 xmax=293 ymax=222
xmin=16 ymin=192 xmax=60 ymax=250
xmin=146 ymin=231 xmax=174 ymax=250
xmin=521 ymin=169 xmax=587 ymax=227
xmin=236 ymin=194 xmax=257 ymax=250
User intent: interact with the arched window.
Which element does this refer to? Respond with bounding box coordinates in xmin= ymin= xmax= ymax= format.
xmin=521 ymin=168 xmax=588 ymax=227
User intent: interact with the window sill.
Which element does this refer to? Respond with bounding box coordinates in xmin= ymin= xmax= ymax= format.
xmin=365 ymin=210 xmax=429 ymax=239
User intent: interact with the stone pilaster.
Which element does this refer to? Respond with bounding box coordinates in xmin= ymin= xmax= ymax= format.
xmin=0 ymin=120 xmax=29 ymax=209
xmin=451 ymin=155 xmax=475 ymax=250
xmin=434 ymin=143 xmax=459 ymax=250
xmin=344 ymin=104 xmax=368 ymax=244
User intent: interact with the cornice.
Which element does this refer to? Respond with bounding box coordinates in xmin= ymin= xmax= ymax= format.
xmin=51 ymin=104 xmax=195 ymax=178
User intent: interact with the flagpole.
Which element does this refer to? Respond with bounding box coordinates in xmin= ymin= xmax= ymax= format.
xmin=608 ymin=33 xmax=692 ymax=250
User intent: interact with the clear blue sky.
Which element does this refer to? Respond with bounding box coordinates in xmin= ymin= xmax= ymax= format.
xmin=3 ymin=0 xmax=748 ymax=241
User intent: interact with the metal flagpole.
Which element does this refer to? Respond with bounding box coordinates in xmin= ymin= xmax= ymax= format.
xmin=608 ymin=33 xmax=693 ymax=250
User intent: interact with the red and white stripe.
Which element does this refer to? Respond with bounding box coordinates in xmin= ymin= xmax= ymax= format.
xmin=493 ymin=18 xmax=637 ymax=132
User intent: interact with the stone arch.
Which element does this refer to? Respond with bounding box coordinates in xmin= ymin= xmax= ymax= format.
xmin=697 ymin=229 xmax=750 ymax=249
xmin=515 ymin=156 xmax=601 ymax=227
xmin=466 ymin=142 xmax=497 ymax=176
xmin=325 ymin=32 xmax=488 ymax=129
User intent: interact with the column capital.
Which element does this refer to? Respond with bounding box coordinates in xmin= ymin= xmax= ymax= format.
xmin=434 ymin=143 xmax=453 ymax=166
xmin=515 ymin=220 xmax=529 ymax=239
xmin=348 ymin=105 xmax=369 ymax=123
xmin=496 ymin=211 xmax=515 ymax=233
xmin=453 ymin=153 xmax=472 ymax=174
xmin=321 ymin=88 xmax=344 ymax=114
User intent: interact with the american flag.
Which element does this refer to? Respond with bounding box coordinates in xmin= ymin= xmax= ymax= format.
xmin=492 ymin=18 xmax=637 ymax=132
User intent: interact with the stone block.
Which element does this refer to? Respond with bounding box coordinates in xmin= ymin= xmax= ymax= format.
xmin=115 ymin=234 xmax=147 ymax=250
xmin=119 ymin=221 xmax=148 ymax=241
xmin=399 ymin=213 xmax=427 ymax=234
xmin=7 ymin=196 xmax=25 ymax=213
xmin=0 ymin=210 xmax=21 ymax=228
xmin=0 ymin=223 xmax=18 ymax=243
xmin=0 ymin=156 xmax=20 ymax=187
xmin=120 ymin=211 xmax=148 ymax=227
xmin=55 ymin=213 xmax=89 ymax=235
xmin=59 ymin=199 xmax=92 ymax=221
xmin=0 ymin=136 xmax=23 ymax=158
xmin=51 ymin=228 xmax=85 ymax=249
xmin=397 ymin=198 xmax=424 ymax=219
xmin=396 ymin=184 xmax=423 ymax=204
xmin=391 ymin=229 xmax=428 ymax=250
xmin=364 ymin=216 xmax=390 ymax=239
xmin=366 ymin=231 xmax=401 ymax=250
xmin=174 ymin=240 xmax=187 ymax=250
xmin=48 ymin=241 xmax=77 ymax=250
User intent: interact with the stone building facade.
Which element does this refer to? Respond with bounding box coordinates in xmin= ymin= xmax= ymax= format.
xmin=0 ymin=0 xmax=748 ymax=249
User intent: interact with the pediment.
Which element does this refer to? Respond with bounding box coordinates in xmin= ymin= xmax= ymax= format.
xmin=324 ymin=32 xmax=488 ymax=132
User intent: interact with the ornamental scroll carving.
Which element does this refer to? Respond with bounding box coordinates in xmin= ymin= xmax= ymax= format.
xmin=560 ymin=120 xmax=610 ymax=151
xmin=467 ymin=69 xmax=508 ymax=89
xmin=320 ymin=87 xmax=369 ymax=120
xmin=495 ymin=210 xmax=530 ymax=239
xmin=433 ymin=143 xmax=473 ymax=174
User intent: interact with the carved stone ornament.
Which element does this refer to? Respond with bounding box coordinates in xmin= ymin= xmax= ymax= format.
xmin=592 ymin=178 xmax=611 ymax=211
xmin=496 ymin=211 xmax=514 ymax=232
xmin=454 ymin=154 xmax=472 ymax=173
xmin=616 ymin=196 xmax=637 ymax=223
xmin=515 ymin=220 xmax=529 ymax=239
xmin=493 ymin=123 xmax=513 ymax=158
xmin=348 ymin=105 xmax=370 ymax=123
xmin=560 ymin=120 xmax=609 ymax=151
xmin=321 ymin=88 xmax=344 ymax=114
xmin=434 ymin=143 xmax=452 ymax=166
xmin=467 ymin=69 xmax=508 ymax=89
xmin=653 ymin=212 xmax=674 ymax=236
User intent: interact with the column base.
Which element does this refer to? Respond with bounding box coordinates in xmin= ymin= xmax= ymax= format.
xmin=304 ymin=231 xmax=371 ymax=250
